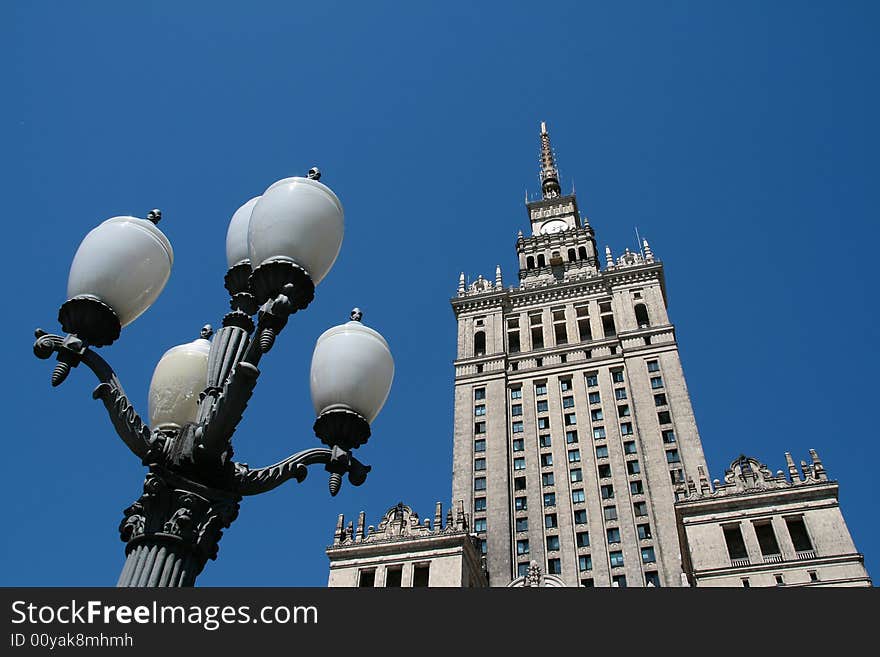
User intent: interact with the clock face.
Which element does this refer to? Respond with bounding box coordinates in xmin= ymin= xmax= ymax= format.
xmin=540 ymin=219 xmax=568 ymax=235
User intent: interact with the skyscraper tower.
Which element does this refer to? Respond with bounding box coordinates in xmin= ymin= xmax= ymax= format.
xmin=450 ymin=123 xmax=708 ymax=587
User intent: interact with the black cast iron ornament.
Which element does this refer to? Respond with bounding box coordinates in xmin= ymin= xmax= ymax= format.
xmin=33 ymin=174 xmax=379 ymax=587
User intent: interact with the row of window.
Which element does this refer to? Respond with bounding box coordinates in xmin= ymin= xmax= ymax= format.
xmin=724 ymin=516 xmax=814 ymax=563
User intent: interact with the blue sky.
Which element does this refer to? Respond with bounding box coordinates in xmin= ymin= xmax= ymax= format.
xmin=3 ymin=1 xmax=878 ymax=586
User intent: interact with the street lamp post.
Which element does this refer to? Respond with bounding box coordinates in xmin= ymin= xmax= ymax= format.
xmin=32 ymin=169 xmax=394 ymax=587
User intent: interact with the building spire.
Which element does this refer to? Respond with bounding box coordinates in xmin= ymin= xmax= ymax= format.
xmin=539 ymin=121 xmax=561 ymax=199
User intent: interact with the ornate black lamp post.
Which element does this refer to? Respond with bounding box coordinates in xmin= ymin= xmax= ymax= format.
xmin=32 ymin=170 xmax=394 ymax=587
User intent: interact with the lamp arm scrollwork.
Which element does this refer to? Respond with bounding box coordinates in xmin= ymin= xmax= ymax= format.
xmin=33 ymin=329 xmax=151 ymax=459
xmin=234 ymin=447 xmax=371 ymax=496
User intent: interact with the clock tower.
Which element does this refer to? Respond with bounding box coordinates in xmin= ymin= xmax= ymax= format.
xmin=519 ymin=123 xmax=599 ymax=287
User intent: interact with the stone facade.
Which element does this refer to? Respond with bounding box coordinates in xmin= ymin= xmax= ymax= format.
xmin=326 ymin=123 xmax=870 ymax=589
xmin=326 ymin=502 xmax=487 ymax=588
xmin=675 ymin=452 xmax=871 ymax=587
xmin=450 ymin=124 xmax=707 ymax=587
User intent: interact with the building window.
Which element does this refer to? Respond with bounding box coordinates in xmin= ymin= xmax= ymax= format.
xmin=474 ymin=405 xmax=486 ymax=416
xmin=609 ymin=551 xmax=624 ymax=568
xmin=620 ymin=422 xmax=633 ymax=435
xmin=544 ymin=513 xmax=558 ymax=529
xmin=474 ymin=477 xmax=486 ymax=491
xmin=568 ymin=449 xmax=581 ymax=463
xmin=515 ymin=496 xmax=527 ymax=511
xmin=517 ymin=539 xmax=530 ymax=555
xmin=538 ymin=417 xmax=550 ymax=430
xmin=581 ymin=578 xmax=595 ymax=587
xmin=754 ymin=521 xmax=781 ymax=558
xmin=547 ymin=535 xmax=560 ymax=551
xmin=604 ymin=506 xmax=618 ymax=521
xmin=630 ymin=480 xmax=644 ymax=494
xmin=513 ymin=438 xmax=524 ymax=452
xmin=474 ymin=439 xmax=486 ymax=453
xmin=606 ymin=528 xmax=621 ymax=545
xmin=576 ymin=531 xmax=590 ymax=548
xmin=564 ymin=413 xmax=577 ymax=426
xmin=666 ymin=449 xmax=680 ymax=463
xmin=618 ymin=404 xmax=631 ymax=418
xmin=634 ymin=501 xmax=648 ymax=517
xmin=774 ymin=574 xmax=784 ymax=586
xmin=542 ymin=473 xmax=555 ymax=486
xmin=588 ymin=393 xmax=601 ymax=406
xmin=662 ymin=429 xmax=676 ymax=444
xmin=611 ymin=370 xmax=624 ymax=384
xmin=474 ymin=422 xmax=486 ymax=434
xmin=593 ymin=426 xmax=606 ymax=440
xmin=531 ymin=325 xmax=544 ymax=349
xmin=474 ymin=331 xmax=486 ymax=356
xmin=517 ymin=562 xmax=529 ymax=577
xmin=513 ymin=457 xmax=526 ymax=471
xmin=590 ymin=409 xmax=603 ymax=421
xmin=641 ymin=546 xmax=656 ymax=563
xmin=647 ymin=360 xmax=660 ymax=372
xmin=385 ymin=567 xmax=403 ymax=587
xmin=579 ymin=555 xmax=592 ymax=571
xmin=559 ymin=378 xmax=573 ymax=392
xmin=474 ymin=518 xmax=487 ymax=533
xmin=785 ymin=517 xmax=814 ymax=553
xmin=514 ymin=476 xmax=526 ymax=490
xmin=670 ymin=468 xmax=684 ymax=484
xmin=511 ymin=404 xmax=523 ymax=416
xmin=474 ymin=387 xmax=486 ymax=400
xmin=572 ymin=489 xmax=585 ymax=503
xmin=657 ymin=410 xmax=671 ymax=424
xmin=574 ymin=509 xmax=588 ymax=524
xmin=602 ymin=313 xmax=616 ymax=338
xmin=600 ymin=484 xmax=614 ymax=499
xmin=512 ymin=421 xmax=524 ymax=433
xmin=614 ymin=388 xmax=627 ymax=401
xmin=535 ymin=383 xmax=547 ymax=396
xmin=809 ymin=570 xmax=819 ymax=582
xmin=536 ymin=399 xmax=549 ymax=413
xmin=358 ymin=569 xmax=375 ymax=587
xmin=474 ymin=458 xmax=486 ymax=471
xmin=475 ymin=497 xmax=486 ymax=512
xmin=508 ymin=327 xmax=521 ymax=353
xmin=540 ymin=453 xmax=553 ymax=467
xmin=626 ymin=460 xmax=641 ymax=475
xmin=554 ymin=315 xmax=568 ymax=346
xmin=650 ymin=376 xmax=664 ymax=389
xmin=585 ymin=373 xmax=599 ymax=387
xmin=539 ymin=434 xmax=552 ymax=448
xmin=570 ymin=468 xmax=583 ymax=483
xmin=511 ymin=387 xmax=522 ymax=400
xmin=543 ymin=492 xmax=556 ymax=506
xmin=566 ymin=430 xmax=578 ymax=444
xmin=598 ymin=464 xmax=612 ymax=478
xmin=654 ymin=393 xmax=667 ymax=406
xmin=645 ymin=571 xmax=661 ymax=587
xmin=413 ymin=565 xmax=430 ymax=587
xmin=562 ymin=396 xmax=575 ymax=408
xmin=741 ymin=578 xmax=751 ymax=588
xmin=575 ymin=305 xmax=592 ymax=341
xmin=637 ymin=523 xmax=652 ymax=540
xmin=515 ymin=517 xmax=528 ymax=532
xmin=723 ymin=525 xmax=749 ymax=561
xmin=623 ymin=441 xmax=637 ymax=455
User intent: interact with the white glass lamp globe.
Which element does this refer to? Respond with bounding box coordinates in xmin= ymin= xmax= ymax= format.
xmin=148 ymin=336 xmax=212 ymax=430
xmin=248 ymin=177 xmax=343 ymax=285
xmin=310 ymin=316 xmax=394 ymax=423
xmin=66 ymin=216 xmax=173 ymax=326
xmin=225 ymin=196 xmax=260 ymax=269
